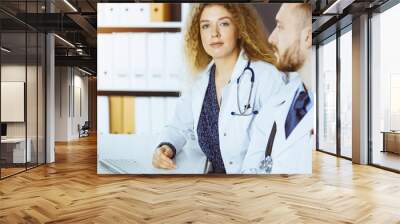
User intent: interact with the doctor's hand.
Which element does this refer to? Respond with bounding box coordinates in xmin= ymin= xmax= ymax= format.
xmin=152 ymin=145 xmax=176 ymax=169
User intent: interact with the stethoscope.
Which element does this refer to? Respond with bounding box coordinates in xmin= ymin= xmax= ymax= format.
xmin=230 ymin=60 xmax=259 ymax=116
xmin=256 ymin=84 xmax=310 ymax=174
xmin=258 ymin=121 xmax=277 ymax=174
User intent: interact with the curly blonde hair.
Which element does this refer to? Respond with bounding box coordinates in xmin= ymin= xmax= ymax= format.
xmin=184 ymin=3 xmax=277 ymax=74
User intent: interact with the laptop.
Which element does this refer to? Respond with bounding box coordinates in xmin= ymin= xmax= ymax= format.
xmin=99 ymin=159 xmax=141 ymax=174
xmin=99 ymin=157 xmax=209 ymax=174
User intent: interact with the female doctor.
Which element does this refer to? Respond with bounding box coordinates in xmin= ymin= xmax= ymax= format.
xmin=152 ymin=3 xmax=284 ymax=174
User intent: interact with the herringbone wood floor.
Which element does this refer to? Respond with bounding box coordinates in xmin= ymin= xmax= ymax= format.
xmin=1 ymin=135 xmax=400 ymax=224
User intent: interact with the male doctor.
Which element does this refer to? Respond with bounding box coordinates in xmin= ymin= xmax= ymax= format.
xmin=241 ymin=3 xmax=314 ymax=174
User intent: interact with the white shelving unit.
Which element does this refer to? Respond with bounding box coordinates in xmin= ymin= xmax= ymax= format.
xmin=97 ymin=3 xmax=192 ymax=144
xmin=97 ymin=3 xmax=191 ymax=94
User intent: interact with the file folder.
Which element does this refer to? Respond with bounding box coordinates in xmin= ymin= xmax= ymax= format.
xmin=97 ymin=34 xmax=113 ymax=90
xmin=150 ymin=3 xmax=171 ymax=22
xmin=97 ymin=3 xmax=106 ymax=27
xmin=165 ymin=32 xmax=183 ymax=91
xmin=165 ymin=97 xmax=178 ymax=124
xmin=147 ymin=33 xmax=165 ymax=90
xmin=130 ymin=33 xmax=148 ymax=90
xmin=97 ymin=96 xmax=109 ymax=134
xmin=120 ymin=3 xmax=150 ymax=27
xmin=109 ymin=96 xmax=135 ymax=134
xmin=97 ymin=3 xmax=117 ymax=27
xmin=150 ymin=97 xmax=166 ymax=134
xmin=134 ymin=97 xmax=152 ymax=134
xmin=112 ymin=33 xmax=132 ymax=90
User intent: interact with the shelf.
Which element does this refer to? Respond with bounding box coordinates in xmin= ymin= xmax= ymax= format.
xmin=97 ymin=22 xmax=182 ymax=33
xmin=97 ymin=90 xmax=180 ymax=97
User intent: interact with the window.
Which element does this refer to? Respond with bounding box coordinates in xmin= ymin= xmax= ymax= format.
xmin=370 ymin=2 xmax=400 ymax=171
xmin=340 ymin=29 xmax=352 ymax=158
xmin=318 ymin=37 xmax=337 ymax=155
xmin=0 ymin=1 xmax=47 ymax=179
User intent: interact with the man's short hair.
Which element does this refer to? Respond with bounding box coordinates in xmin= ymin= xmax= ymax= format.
xmin=294 ymin=3 xmax=312 ymax=28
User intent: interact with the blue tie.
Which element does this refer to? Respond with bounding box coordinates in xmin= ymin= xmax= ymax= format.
xmin=284 ymin=91 xmax=310 ymax=138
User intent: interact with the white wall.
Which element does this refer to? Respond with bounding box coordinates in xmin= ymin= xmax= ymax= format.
xmin=1 ymin=63 xmax=46 ymax=163
xmin=72 ymin=72 xmax=89 ymax=138
xmin=55 ymin=67 xmax=89 ymax=141
xmin=55 ymin=66 xmax=69 ymax=141
xmin=1 ymin=65 xmax=39 ymax=138
xmin=1 ymin=65 xmax=25 ymax=134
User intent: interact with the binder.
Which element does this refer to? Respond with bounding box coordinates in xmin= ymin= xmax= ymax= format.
xmin=150 ymin=3 xmax=171 ymax=22
xmin=97 ymin=3 xmax=106 ymax=27
xmin=165 ymin=97 xmax=178 ymax=124
xmin=120 ymin=3 xmax=150 ymax=27
xmin=150 ymin=97 xmax=166 ymax=134
xmin=97 ymin=96 xmax=109 ymax=134
xmin=97 ymin=3 xmax=118 ymax=27
xmin=109 ymin=96 xmax=122 ymax=133
xmin=112 ymin=33 xmax=131 ymax=90
xmin=109 ymin=96 xmax=135 ymax=134
xmin=130 ymin=33 xmax=148 ymax=90
xmin=97 ymin=34 xmax=113 ymax=90
xmin=122 ymin=96 xmax=135 ymax=133
xmin=165 ymin=32 xmax=183 ymax=91
xmin=113 ymin=3 xmax=126 ymax=27
xmin=98 ymin=3 xmax=152 ymax=27
xmin=147 ymin=33 xmax=165 ymax=90
xmin=134 ymin=97 xmax=152 ymax=134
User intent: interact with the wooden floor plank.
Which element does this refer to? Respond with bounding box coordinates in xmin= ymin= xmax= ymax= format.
xmin=0 ymin=135 xmax=399 ymax=223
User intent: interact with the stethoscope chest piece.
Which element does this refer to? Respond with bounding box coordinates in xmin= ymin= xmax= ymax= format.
xmin=259 ymin=155 xmax=273 ymax=174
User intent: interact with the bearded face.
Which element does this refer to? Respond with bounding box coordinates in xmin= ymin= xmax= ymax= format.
xmin=271 ymin=38 xmax=306 ymax=73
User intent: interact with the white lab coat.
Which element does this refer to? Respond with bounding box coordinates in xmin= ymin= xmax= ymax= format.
xmin=241 ymin=73 xmax=314 ymax=174
xmin=158 ymin=49 xmax=285 ymax=174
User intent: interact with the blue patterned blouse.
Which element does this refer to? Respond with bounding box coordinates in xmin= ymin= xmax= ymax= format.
xmin=197 ymin=65 xmax=226 ymax=173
